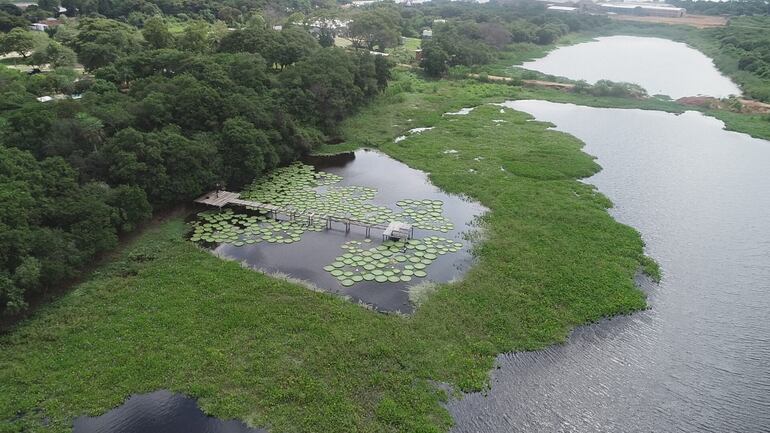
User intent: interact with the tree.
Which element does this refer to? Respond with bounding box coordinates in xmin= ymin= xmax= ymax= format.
xmin=0 ymin=28 xmax=36 ymax=59
xmin=176 ymin=21 xmax=212 ymax=53
xmin=218 ymin=26 xmax=279 ymax=66
xmin=348 ymin=8 xmax=401 ymax=51
xmin=478 ymin=22 xmax=512 ymax=50
xmin=29 ymin=40 xmax=77 ymax=68
xmin=107 ymin=185 xmax=151 ymax=232
xmin=217 ymin=7 xmax=242 ymax=26
xmin=37 ymin=0 xmax=60 ymax=13
xmin=72 ymin=18 xmax=143 ymax=70
xmin=279 ymin=48 xmax=360 ymax=128
xmin=0 ymin=11 xmax=29 ymax=33
xmin=318 ymin=28 xmax=334 ymax=48
xmin=219 ymin=117 xmax=269 ymax=186
xmin=275 ymin=26 xmax=318 ymax=69
xmin=142 ymin=16 xmax=173 ymax=49
xmin=420 ymin=41 xmax=448 ymax=77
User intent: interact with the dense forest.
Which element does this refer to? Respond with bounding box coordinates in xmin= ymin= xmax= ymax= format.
xmin=0 ymin=7 xmax=389 ymax=316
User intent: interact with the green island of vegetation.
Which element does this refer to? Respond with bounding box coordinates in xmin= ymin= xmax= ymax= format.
xmin=1 ymin=0 xmax=769 ymax=432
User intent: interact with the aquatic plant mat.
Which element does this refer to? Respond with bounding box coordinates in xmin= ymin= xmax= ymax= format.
xmin=2 ymin=72 xmax=652 ymax=433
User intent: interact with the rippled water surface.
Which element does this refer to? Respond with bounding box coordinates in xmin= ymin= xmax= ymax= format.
xmin=448 ymin=101 xmax=770 ymax=432
xmin=520 ymin=36 xmax=742 ymax=98
xmin=73 ymin=390 xmax=265 ymax=433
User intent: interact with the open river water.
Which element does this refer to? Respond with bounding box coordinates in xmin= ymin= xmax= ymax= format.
xmin=447 ymin=100 xmax=770 ymax=433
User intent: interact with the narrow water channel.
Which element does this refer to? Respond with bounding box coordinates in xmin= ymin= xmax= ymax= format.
xmin=447 ymin=101 xmax=770 ymax=432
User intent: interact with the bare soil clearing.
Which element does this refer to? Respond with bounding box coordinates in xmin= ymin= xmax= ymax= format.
xmin=609 ymin=14 xmax=728 ymax=29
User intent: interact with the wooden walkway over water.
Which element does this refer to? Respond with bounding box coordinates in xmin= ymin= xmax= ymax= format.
xmin=194 ymin=190 xmax=413 ymax=240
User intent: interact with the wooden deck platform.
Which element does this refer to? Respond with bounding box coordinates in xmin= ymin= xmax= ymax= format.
xmin=194 ymin=190 xmax=414 ymax=240
xmin=382 ymin=221 xmax=413 ymax=241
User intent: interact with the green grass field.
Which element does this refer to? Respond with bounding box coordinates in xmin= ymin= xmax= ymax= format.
xmin=0 ymin=71 xmax=657 ymax=433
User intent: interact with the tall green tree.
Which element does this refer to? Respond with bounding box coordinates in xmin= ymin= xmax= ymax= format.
xmin=0 ymin=28 xmax=36 ymax=59
xmin=142 ymin=16 xmax=174 ymax=49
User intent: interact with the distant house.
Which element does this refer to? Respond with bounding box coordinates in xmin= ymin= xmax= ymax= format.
xmin=30 ymin=17 xmax=61 ymax=31
xmin=421 ymin=29 xmax=433 ymax=39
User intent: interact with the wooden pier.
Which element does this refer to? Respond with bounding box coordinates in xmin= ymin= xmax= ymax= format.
xmin=194 ymin=190 xmax=414 ymax=240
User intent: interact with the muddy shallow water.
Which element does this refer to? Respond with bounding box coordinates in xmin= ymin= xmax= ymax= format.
xmin=448 ymin=101 xmax=770 ymax=432
xmin=204 ymin=150 xmax=485 ymax=313
xmin=73 ymin=390 xmax=265 ymax=433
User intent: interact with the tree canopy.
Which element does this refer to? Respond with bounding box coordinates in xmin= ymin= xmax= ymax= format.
xmin=0 ymin=15 xmax=392 ymax=317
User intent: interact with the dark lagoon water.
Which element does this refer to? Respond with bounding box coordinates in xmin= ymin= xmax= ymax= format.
xmin=207 ymin=150 xmax=485 ymax=313
xmin=447 ymin=100 xmax=770 ymax=432
xmin=73 ymin=390 xmax=265 ymax=433
xmin=520 ymin=36 xmax=742 ymax=99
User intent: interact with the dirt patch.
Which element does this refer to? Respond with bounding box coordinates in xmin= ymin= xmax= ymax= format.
xmin=676 ymin=96 xmax=770 ymax=114
xmin=609 ymin=14 xmax=728 ymax=29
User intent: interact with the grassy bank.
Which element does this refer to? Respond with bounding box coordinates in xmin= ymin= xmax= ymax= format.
xmin=1 ymin=71 xmax=652 ymax=432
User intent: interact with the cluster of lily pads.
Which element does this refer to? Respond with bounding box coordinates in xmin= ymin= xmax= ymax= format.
xmin=190 ymin=162 xmax=467 ymax=288
xmin=237 ymin=162 xmax=455 ymax=232
xmin=323 ymin=237 xmax=464 ymax=287
xmin=397 ymin=199 xmax=454 ymax=232
xmin=190 ymin=209 xmax=324 ymax=246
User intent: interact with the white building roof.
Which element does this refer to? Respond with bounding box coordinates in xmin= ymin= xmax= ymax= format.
xmin=548 ymin=5 xmax=579 ymax=11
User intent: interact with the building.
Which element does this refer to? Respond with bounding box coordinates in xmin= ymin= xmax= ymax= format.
xmin=599 ymin=2 xmax=686 ymax=17
xmin=547 ymin=5 xmax=579 ymax=13
xmin=421 ymin=29 xmax=433 ymax=39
